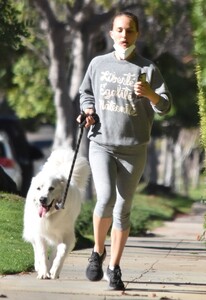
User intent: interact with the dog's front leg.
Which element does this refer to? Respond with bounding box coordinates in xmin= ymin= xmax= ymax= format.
xmin=48 ymin=246 xmax=57 ymax=271
xmin=49 ymin=242 xmax=69 ymax=279
xmin=32 ymin=242 xmax=40 ymax=272
xmin=34 ymin=237 xmax=50 ymax=279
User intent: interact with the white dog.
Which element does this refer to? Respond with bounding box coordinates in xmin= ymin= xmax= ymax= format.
xmin=23 ymin=148 xmax=90 ymax=279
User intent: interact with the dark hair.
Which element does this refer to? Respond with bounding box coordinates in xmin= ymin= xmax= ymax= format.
xmin=111 ymin=11 xmax=139 ymax=31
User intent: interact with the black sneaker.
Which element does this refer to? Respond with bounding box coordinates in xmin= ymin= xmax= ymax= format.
xmin=104 ymin=265 xmax=125 ymax=290
xmin=86 ymin=248 xmax=106 ymax=281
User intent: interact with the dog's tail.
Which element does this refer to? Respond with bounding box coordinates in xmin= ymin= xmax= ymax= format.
xmin=72 ymin=156 xmax=91 ymax=191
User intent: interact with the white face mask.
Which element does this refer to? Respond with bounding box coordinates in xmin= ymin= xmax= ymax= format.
xmin=113 ymin=43 xmax=136 ymax=60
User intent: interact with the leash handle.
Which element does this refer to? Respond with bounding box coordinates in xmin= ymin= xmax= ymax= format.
xmin=79 ymin=112 xmax=99 ymax=128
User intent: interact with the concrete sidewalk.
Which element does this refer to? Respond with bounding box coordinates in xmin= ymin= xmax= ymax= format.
xmin=1 ymin=202 xmax=206 ymax=300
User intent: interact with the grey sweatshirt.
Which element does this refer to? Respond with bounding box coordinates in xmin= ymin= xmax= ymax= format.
xmin=79 ymin=52 xmax=172 ymax=147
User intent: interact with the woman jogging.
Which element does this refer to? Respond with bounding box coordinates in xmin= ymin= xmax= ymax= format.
xmin=77 ymin=11 xmax=172 ymax=291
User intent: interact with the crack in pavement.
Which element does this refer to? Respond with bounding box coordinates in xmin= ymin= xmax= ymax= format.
xmin=125 ymin=239 xmax=183 ymax=290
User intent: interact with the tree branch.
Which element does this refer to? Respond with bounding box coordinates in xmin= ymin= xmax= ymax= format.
xmin=29 ymin=0 xmax=62 ymax=28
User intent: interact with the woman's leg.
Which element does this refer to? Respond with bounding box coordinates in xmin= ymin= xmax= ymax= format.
xmin=86 ymin=142 xmax=118 ymax=281
xmin=109 ymin=145 xmax=147 ymax=267
xmin=89 ymin=142 xmax=118 ymax=250
xmin=109 ymin=227 xmax=130 ymax=267
xmin=93 ymin=214 xmax=112 ymax=254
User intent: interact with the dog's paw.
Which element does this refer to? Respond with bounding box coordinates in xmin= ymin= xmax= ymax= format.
xmin=37 ymin=273 xmax=51 ymax=280
xmin=49 ymin=270 xmax=60 ymax=280
xmin=37 ymin=268 xmax=50 ymax=280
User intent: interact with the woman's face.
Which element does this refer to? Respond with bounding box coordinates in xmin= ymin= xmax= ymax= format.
xmin=110 ymin=15 xmax=139 ymax=49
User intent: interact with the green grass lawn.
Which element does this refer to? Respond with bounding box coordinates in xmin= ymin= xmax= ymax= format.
xmin=131 ymin=184 xmax=195 ymax=235
xmin=0 ymin=193 xmax=34 ymax=274
xmin=0 ymin=185 xmax=199 ymax=275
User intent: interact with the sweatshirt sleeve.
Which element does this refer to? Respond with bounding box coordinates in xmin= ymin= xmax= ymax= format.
xmin=150 ymin=65 xmax=172 ymax=115
xmin=79 ymin=62 xmax=96 ymax=112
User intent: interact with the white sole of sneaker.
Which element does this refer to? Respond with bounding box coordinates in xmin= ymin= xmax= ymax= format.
xmin=103 ymin=271 xmax=109 ymax=282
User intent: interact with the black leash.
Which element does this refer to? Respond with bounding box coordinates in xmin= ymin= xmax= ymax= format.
xmin=55 ymin=113 xmax=99 ymax=210
xmin=55 ymin=125 xmax=84 ymax=210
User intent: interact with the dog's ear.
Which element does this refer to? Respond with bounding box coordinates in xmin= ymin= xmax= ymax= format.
xmin=60 ymin=178 xmax=66 ymax=186
xmin=55 ymin=175 xmax=66 ymax=186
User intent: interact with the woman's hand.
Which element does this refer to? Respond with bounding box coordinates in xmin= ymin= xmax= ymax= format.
xmin=76 ymin=108 xmax=96 ymax=128
xmin=134 ymin=81 xmax=160 ymax=105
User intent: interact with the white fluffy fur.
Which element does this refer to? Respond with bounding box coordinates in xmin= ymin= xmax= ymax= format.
xmin=23 ymin=148 xmax=90 ymax=279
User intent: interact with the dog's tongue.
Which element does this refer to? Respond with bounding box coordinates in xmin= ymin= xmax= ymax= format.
xmin=39 ymin=206 xmax=48 ymax=218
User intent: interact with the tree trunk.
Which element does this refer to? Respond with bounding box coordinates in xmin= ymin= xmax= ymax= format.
xmin=31 ymin=0 xmax=73 ymax=149
xmin=48 ymin=25 xmax=73 ymax=148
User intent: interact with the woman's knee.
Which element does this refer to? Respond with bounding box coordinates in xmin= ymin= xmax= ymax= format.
xmin=112 ymin=211 xmax=131 ymax=231
xmin=94 ymin=198 xmax=114 ymax=218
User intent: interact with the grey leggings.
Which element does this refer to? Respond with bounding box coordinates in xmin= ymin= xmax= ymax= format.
xmin=89 ymin=141 xmax=147 ymax=230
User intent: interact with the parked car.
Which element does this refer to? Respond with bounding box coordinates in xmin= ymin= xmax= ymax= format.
xmin=0 ymin=165 xmax=18 ymax=193
xmin=0 ymin=115 xmax=44 ymax=196
xmin=0 ymin=131 xmax=22 ymax=191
